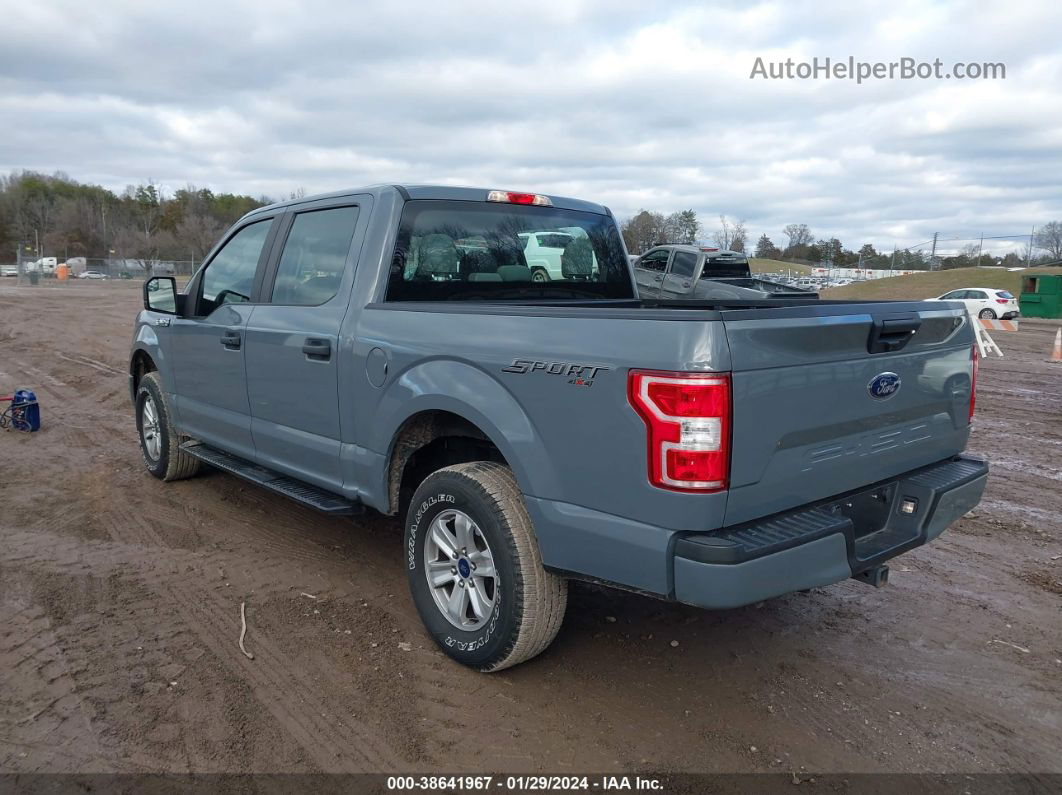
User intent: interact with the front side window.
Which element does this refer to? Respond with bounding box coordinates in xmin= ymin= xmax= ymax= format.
xmin=271 ymin=206 xmax=359 ymax=305
xmin=198 ymin=219 xmax=272 ymax=315
xmin=638 ymin=250 xmax=670 ymax=272
xmin=669 ymin=251 xmax=697 ymax=278
xmin=386 ymin=201 xmax=633 ymax=301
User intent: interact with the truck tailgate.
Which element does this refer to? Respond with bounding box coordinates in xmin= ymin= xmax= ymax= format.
xmin=720 ymin=303 xmax=974 ymax=526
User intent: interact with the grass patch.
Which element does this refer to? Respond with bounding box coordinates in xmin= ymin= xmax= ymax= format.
xmin=748 ymin=258 xmax=811 ymax=275
xmin=820 ymin=267 xmax=1062 ymax=300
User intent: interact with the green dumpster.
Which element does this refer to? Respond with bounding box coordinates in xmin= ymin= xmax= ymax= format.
xmin=28 ymin=270 xmax=39 ymax=285
xmin=1019 ymin=274 xmax=1062 ymax=319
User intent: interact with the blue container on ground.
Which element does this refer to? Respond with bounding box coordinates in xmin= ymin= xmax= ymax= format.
xmin=9 ymin=389 xmax=41 ymax=431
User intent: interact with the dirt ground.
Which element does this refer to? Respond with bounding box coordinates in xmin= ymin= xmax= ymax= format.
xmin=1 ymin=281 xmax=1060 ymax=775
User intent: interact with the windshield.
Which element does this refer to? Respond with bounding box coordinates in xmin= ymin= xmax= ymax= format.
xmin=386 ymin=200 xmax=634 ymax=301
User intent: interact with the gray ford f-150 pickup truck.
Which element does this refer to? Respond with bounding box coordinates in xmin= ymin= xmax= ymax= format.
xmin=130 ymin=185 xmax=988 ymax=671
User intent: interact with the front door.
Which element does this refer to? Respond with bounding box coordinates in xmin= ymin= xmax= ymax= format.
xmin=168 ymin=217 xmax=275 ymax=461
xmin=244 ymin=201 xmax=365 ymax=492
xmin=633 ymin=248 xmax=671 ymax=298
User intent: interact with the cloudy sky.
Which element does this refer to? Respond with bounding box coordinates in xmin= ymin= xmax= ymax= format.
xmin=2 ymin=0 xmax=1060 ymax=256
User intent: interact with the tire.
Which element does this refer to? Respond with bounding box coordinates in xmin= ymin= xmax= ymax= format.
xmin=135 ymin=371 xmax=201 ymax=481
xmin=978 ymin=308 xmax=996 ymax=319
xmin=530 ymin=268 xmax=549 ymax=283
xmin=404 ymin=462 xmax=567 ymax=671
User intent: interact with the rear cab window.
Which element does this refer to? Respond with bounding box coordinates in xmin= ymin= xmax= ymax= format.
xmin=386 ymin=201 xmax=634 ymax=301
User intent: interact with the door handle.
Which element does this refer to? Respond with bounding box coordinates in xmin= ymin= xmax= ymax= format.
xmin=302 ymin=338 xmax=332 ymax=360
xmin=682 ymin=281 xmax=691 ymax=288
xmin=220 ymin=330 xmax=241 ymax=349
xmin=653 ymin=275 xmax=663 ymax=282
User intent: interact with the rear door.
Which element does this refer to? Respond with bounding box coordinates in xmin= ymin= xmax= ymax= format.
xmin=634 ymin=248 xmax=671 ymax=298
xmin=720 ymin=303 xmax=975 ymax=525
xmin=168 ymin=216 xmax=277 ymax=460
xmin=243 ymin=198 xmax=368 ymax=492
xmin=659 ymin=250 xmax=699 ymax=298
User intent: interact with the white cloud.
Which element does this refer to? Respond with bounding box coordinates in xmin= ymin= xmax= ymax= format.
xmin=1 ymin=0 xmax=1060 ymax=255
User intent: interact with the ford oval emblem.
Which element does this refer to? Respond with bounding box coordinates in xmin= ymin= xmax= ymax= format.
xmin=868 ymin=372 xmax=901 ymax=399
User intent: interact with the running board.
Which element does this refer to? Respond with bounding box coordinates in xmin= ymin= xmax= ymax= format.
xmin=180 ymin=442 xmax=361 ymax=515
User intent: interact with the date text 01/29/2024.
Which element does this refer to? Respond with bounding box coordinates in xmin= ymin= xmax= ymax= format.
xmin=386 ymin=775 xmax=663 ymax=791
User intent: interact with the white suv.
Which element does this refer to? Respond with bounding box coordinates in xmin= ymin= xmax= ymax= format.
xmin=519 ymin=231 xmax=597 ymax=282
xmin=931 ymin=287 xmax=1019 ymax=319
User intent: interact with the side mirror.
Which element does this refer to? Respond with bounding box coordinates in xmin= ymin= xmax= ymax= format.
xmin=144 ymin=276 xmax=182 ymax=315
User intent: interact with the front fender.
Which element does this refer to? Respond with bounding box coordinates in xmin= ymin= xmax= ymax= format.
xmin=129 ymin=314 xmax=170 ymax=401
xmin=367 ymin=358 xmax=559 ymax=501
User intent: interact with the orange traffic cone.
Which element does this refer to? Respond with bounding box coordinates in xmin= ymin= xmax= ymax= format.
xmin=1050 ymin=328 xmax=1062 ymax=364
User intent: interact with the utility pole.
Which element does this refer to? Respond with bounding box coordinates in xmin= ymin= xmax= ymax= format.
xmin=890 ymin=247 xmax=896 ymax=272
xmin=1026 ymin=226 xmax=1035 ymax=268
xmin=976 ymin=234 xmax=983 ymax=267
xmin=929 ymin=232 xmax=939 ymax=270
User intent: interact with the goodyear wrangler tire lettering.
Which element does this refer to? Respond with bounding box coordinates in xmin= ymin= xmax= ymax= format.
xmin=403 ymin=462 xmax=568 ymax=672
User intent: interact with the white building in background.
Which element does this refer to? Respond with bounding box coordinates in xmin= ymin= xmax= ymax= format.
xmin=810 ymin=267 xmax=922 ymax=280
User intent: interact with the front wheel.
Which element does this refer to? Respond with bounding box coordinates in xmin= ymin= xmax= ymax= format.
xmin=978 ymin=308 xmax=996 ymax=319
xmin=404 ymin=462 xmax=567 ymax=671
xmin=135 ymin=372 xmax=201 ymax=481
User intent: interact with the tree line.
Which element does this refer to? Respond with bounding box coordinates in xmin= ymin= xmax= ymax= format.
xmin=0 ymin=170 xmax=273 ymax=265
xmin=4 ymin=171 xmax=1061 ymax=270
xmin=622 ymin=209 xmax=1062 ymax=270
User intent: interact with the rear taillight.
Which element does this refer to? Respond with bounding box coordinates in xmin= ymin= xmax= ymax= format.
xmin=628 ymin=370 xmax=731 ymax=492
xmin=995 ymin=298 xmax=1008 ymax=304
xmin=969 ymin=344 xmax=979 ymax=422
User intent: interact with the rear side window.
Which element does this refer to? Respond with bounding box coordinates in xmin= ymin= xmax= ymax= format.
xmin=997 ymin=290 xmax=1015 ymax=299
xmin=271 ymin=206 xmax=359 ymax=305
xmin=387 ymin=201 xmax=634 ymax=301
xmin=669 ymin=251 xmax=697 ymax=278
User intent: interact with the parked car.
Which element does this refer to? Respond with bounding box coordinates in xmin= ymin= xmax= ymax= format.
xmin=77 ymin=270 xmax=108 ymax=279
xmin=930 ymin=288 xmax=1019 ymax=319
xmin=131 ymin=184 xmax=987 ymax=671
xmin=1 ymin=265 xmax=18 ymax=277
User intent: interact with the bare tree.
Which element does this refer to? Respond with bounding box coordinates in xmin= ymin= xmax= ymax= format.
xmin=175 ymin=212 xmax=226 ymax=261
xmin=1034 ymin=221 xmax=1062 ymax=261
xmin=712 ymin=215 xmax=747 ymax=251
xmin=713 ymin=215 xmax=732 ymax=249
xmin=730 ymin=218 xmax=747 ymax=252
xmin=783 ymin=223 xmax=813 ymax=250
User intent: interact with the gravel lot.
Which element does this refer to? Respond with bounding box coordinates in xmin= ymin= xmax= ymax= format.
xmin=1 ymin=282 xmax=1060 ymax=775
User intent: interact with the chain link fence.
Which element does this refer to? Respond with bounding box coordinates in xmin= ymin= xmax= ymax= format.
xmin=1 ymin=252 xmax=197 ymax=286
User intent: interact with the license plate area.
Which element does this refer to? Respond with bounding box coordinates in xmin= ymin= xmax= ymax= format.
xmin=830 ymin=483 xmax=897 ymax=541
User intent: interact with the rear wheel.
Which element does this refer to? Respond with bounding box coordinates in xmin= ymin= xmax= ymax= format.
xmin=135 ymin=372 xmax=201 ymax=481
xmin=978 ymin=308 xmax=996 ymax=319
xmin=404 ymin=462 xmax=567 ymax=671
xmin=531 ymin=268 xmax=549 ymax=283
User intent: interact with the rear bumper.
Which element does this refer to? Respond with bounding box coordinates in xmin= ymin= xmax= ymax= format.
xmin=672 ymin=455 xmax=988 ymax=609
